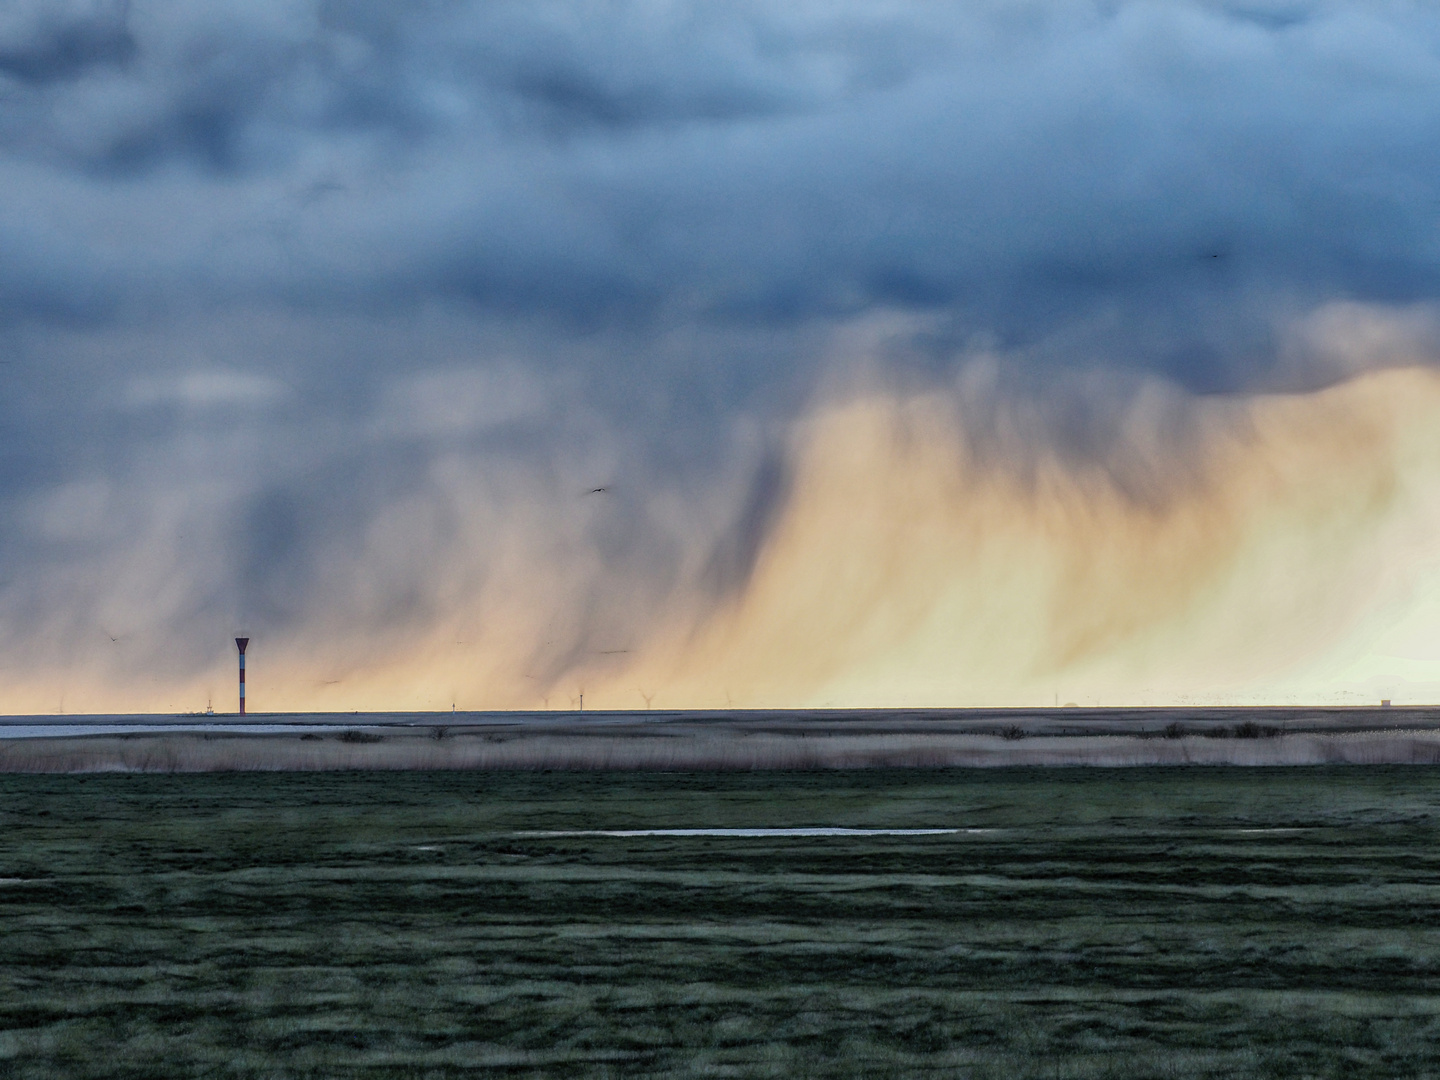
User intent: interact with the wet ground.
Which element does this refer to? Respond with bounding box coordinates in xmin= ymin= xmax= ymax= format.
xmin=1 ymin=767 xmax=1438 ymax=1078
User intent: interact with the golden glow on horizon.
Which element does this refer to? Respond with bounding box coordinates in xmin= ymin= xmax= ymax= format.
xmin=10 ymin=365 xmax=1440 ymax=713
xmin=617 ymin=366 xmax=1440 ymax=708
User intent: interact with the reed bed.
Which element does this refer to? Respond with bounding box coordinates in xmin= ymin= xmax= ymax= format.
xmin=4 ymin=727 xmax=1440 ymax=772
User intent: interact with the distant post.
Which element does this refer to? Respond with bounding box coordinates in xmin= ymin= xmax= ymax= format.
xmin=236 ymin=637 xmax=249 ymax=715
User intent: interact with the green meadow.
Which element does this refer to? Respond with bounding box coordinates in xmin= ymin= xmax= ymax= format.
xmin=1 ymin=767 xmax=1439 ymax=1078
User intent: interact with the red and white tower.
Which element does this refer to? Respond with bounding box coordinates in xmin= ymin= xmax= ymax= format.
xmin=236 ymin=637 xmax=249 ymax=715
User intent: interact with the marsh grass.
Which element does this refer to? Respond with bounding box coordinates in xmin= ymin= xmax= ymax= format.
xmin=338 ymin=729 xmax=385 ymax=744
xmin=3 ymin=728 xmax=1440 ymax=773
xmin=1 ymin=768 xmax=1439 ymax=1076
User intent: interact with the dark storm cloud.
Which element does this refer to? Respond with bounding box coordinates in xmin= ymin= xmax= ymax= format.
xmin=0 ymin=0 xmax=135 ymax=85
xmin=3 ymin=2 xmax=1438 ymax=376
xmin=2 ymin=0 xmax=1440 ymax=686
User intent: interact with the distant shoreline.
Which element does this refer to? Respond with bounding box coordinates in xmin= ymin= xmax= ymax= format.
xmin=3 ymin=707 xmax=1440 ymax=771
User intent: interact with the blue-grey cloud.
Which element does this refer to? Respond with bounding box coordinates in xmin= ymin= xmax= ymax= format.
xmin=2 ymin=3 xmax=1437 ymax=365
xmin=2 ymin=0 xmax=1440 ymax=699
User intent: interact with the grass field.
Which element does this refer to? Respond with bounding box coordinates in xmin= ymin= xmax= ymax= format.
xmin=2 ymin=767 xmax=1439 ymax=1078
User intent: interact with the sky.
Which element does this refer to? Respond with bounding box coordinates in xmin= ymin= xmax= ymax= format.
xmin=4 ymin=0 xmax=1440 ymax=712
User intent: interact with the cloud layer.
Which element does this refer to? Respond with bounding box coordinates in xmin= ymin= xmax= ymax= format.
xmin=3 ymin=1 xmax=1440 ymax=709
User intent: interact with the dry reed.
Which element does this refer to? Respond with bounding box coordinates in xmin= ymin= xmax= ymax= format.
xmin=2 ymin=728 xmax=1440 ymax=773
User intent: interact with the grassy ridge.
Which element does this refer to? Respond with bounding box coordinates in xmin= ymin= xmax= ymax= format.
xmin=1 ymin=769 xmax=1439 ymax=1077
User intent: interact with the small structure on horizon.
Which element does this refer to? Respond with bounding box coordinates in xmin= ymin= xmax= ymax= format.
xmin=236 ymin=637 xmax=249 ymax=715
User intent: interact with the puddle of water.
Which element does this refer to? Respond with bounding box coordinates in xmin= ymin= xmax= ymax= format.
xmin=522 ymin=828 xmax=993 ymax=838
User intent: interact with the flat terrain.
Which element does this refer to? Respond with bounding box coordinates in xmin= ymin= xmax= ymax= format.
xmin=5 ymin=707 xmax=1440 ymax=770
xmin=2 ymin=768 xmax=1440 ymax=1077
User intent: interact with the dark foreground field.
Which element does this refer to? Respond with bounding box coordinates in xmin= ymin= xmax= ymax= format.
xmin=2 ymin=769 xmax=1439 ymax=1078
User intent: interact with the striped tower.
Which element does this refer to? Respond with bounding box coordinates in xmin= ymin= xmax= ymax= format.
xmin=236 ymin=637 xmax=249 ymax=715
